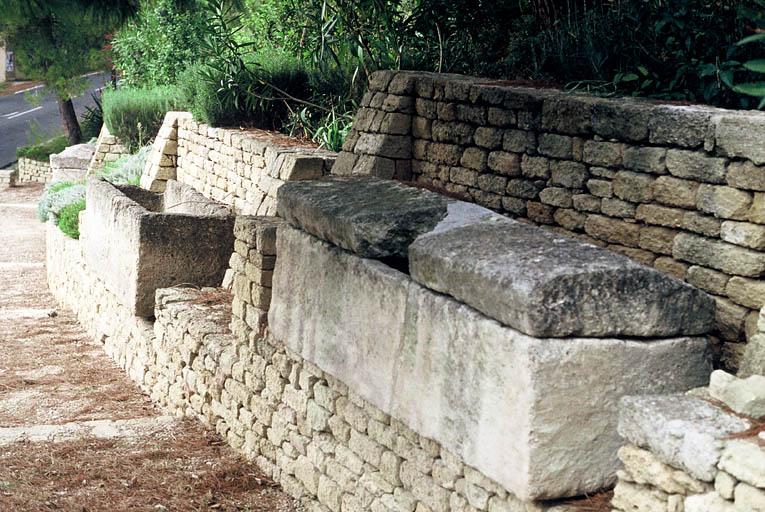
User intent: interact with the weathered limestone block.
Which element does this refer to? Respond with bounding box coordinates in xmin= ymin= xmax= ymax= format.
xmin=269 ymin=225 xmax=711 ymax=501
xmin=712 ymin=114 xmax=765 ymax=165
xmin=618 ymin=445 xmax=710 ymax=495
xmin=666 ymin=150 xmax=726 ymax=184
xmin=648 ymin=105 xmax=711 ymax=148
xmin=618 ymin=395 xmax=751 ymax=482
xmin=684 ymin=492 xmax=736 ymax=512
xmin=50 ymin=143 xmax=95 ymax=182
xmin=727 ymin=161 xmax=765 ymax=191
xmin=709 ymin=370 xmax=765 ymax=419
xmin=410 ymin=210 xmax=713 ymax=338
xmin=277 ymin=177 xmax=448 ymax=259
xmin=719 ymin=440 xmax=765 ymax=489
xmin=673 ymin=233 xmax=765 ymax=277
xmin=611 ymin=481 xmax=669 ymax=512
xmin=82 ymin=179 xmax=234 ymax=316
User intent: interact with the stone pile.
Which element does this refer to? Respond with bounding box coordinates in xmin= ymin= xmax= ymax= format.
xmin=0 ymin=167 xmax=17 ymax=189
xmin=140 ymin=112 xmax=191 ymax=193
xmin=335 ymin=70 xmax=765 ymax=371
xmin=613 ymin=370 xmax=765 ymax=512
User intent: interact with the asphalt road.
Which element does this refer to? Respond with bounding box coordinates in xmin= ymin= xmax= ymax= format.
xmin=0 ymin=72 xmax=110 ymax=169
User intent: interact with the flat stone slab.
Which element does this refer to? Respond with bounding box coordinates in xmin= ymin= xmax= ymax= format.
xmin=618 ymin=394 xmax=751 ymax=482
xmin=269 ymin=226 xmax=712 ymax=501
xmin=409 ymin=204 xmax=715 ymax=338
xmin=49 ymin=143 xmax=95 ymax=170
xmin=276 ymin=176 xmax=448 ymax=259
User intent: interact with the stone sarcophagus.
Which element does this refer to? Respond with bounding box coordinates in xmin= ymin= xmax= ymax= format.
xmin=82 ymin=179 xmax=234 ymax=317
xmin=269 ymin=176 xmax=715 ymax=502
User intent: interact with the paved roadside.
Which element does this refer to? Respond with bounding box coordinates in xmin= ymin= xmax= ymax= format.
xmin=0 ymin=183 xmax=299 ymax=511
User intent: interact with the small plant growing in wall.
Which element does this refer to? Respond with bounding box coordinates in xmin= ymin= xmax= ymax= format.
xmin=57 ymin=199 xmax=86 ymax=239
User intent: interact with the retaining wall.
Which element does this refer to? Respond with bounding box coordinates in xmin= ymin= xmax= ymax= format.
xmin=88 ymin=124 xmax=130 ymax=173
xmin=167 ymin=119 xmax=336 ymax=216
xmin=46 ymin=214 xmax=586 ymax=512
xmin=334 ymin=70 xmax=765 ymax=372
xmin=17 ymin=157 xmax=51 ymax=183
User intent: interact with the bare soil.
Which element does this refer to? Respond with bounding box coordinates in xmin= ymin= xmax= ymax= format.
xmin=0 ymin=183 xmax=299 ymax=511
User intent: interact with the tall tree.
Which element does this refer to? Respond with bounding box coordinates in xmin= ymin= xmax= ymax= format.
xmin=0 ymin=1 xmax=137 ymax=145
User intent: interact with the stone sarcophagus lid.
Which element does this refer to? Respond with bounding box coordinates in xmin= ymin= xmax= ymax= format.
xmin=269 ymin=176 xmax=715 ymax=502
xmin=82 ymin=179 xmax=234 ymax=317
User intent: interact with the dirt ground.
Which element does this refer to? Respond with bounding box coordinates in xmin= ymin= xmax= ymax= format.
xmin=0 ymin=183 xmax=300 ymax=511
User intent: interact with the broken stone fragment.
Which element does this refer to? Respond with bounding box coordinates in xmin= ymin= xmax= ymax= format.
xmin=709 ymin=370 xmax=765 ymax=419
xmin=618 ymin=394 xmax=751 ymax=482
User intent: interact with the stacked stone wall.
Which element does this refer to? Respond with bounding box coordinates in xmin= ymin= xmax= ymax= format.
xmin=88 ymin=124 xmax=130 ymax=173
xmin=175 ymin=118 xmax=337 ymax=216
xmin=17 ymin=157 xmax=51 ymax=183
xmin=612 ymin=373 xmax=765 ymax=512
xmin=336 ymin=70 xmax=765 ymax=371
xmin=45 ymin=217 xmax=586 ymax=512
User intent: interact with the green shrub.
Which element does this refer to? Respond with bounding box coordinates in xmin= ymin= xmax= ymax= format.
xmin=57 ymin=198 xmax=86 ymax=239
xmin=17 ymin=136 xmax=68 ymax=162
xmin=37 ymin=181 xmax=85 ymax=223
xmin=102 ymin=86 xmax=185 ymax=150
xmin=100 ymin=146 xmax=151 ymax=185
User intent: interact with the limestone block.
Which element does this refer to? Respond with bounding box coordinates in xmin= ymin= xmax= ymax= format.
xmin=725 ymin=276 xmax=765 ymax=309
xmin=734 ymin=482 xmax=765 ymax=511
xmin=697 ymin=185 xmax=753 ymax=220
xmin=728 ymin=161 xmax=765 ymax=191
xmin=82 ymin=179 xmax=234 ymax=317
xmin=269 ymin=225 xmax=712 ymax=501
xmin=618 ymin=395 xmax=751 ymax=481
xmin=673 ymin=233 xmax=765 ymax=277
xmin=709 ymin=370 xmax=765 ymax=418
xmin=684 ymin=492 xmax=736 ymax=512
xmin=623 ymin=146 xmax=667 ymax=174
xmin=613 ymin=171 xmax=655 ymax=203
xmin=618 ymin=445 xmax=710 ymax=495
xmin=713 ymin=114 xmax=765 ymax=165
xmin=666 ymin=150 xmax=726 ymax=184
xmin=611 ymin=481 xmax=668 ymax=512
xmin=277 ymin=177 xmax=449 ymax=259
xmin=720 ymin=221 xmax=765 ymax=250
xmin=648 ymin=105 xmax=711 ymax=148
xmin=406 ymin=204 xmax=713 ymax=337
xmin=716 ymin=471 xmax=737 ymax=500
xmin=719 ymin=440 xmax=765 ymax=489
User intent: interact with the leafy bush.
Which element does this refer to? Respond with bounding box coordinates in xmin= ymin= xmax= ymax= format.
xmin=37 ymin=182 xmax=85 ymax=224
xmin=111 ymin=0 xmax=208 ymax=88
xmin=17 ymin=136 xmax=68 ymax=162
xmin=100 ymin=146 xmax=151 ymax=185
xmin=57 ymin=199 xmax=86 ymax=239
xmin=102 ymin=86 xmax=184 ymax=150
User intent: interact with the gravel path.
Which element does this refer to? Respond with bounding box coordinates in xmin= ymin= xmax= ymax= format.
xmin=0 ymin=183 xmax=299 ymax=511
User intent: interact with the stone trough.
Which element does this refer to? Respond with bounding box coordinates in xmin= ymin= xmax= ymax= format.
xmin=270 ymin=176 xmax=716 ymax=502
xmin=82 ymin=179 xmax=234 ymax=317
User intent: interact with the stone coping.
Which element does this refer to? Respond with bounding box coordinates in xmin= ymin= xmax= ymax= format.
xmin=277 ymin=176 xmax=715 ymax=338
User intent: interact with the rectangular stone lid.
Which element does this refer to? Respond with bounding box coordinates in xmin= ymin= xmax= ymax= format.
xmin=277 ymin=176 xmax=715 ymax=338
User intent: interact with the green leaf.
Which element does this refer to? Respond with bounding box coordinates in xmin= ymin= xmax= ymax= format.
xmin=733 ymin=81 xmax=765 ymax=97
xmin=738 ymin=33 xmax=765 ymax=46
xmin=621 ymin=73 xmax=639 ymax=82
xmin=743 ymin=60 xmax=765 ymax=74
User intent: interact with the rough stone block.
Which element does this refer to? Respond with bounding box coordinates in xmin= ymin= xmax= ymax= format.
xmin=719 ymin=440 xmax=765 ymax=488
xmin=648 ymin=106 xmax=711 ymax=148
xmin=713 ymin=114 xmax=765 ymax=165
xmin=269 ymin=225 xmax=711 ymax=501
xmin=697 ymin=185 xmax=753 ymax=221
xmin=83 ymin=179 xmax=234 ymax=316
xmin=673 ymin=233 xmax=765 ymax=277
xmin=666 ymin=150 xmax=726 ymax=184
xmin=709 ymin=370 xmax=765 ymax=419
xmin=276 ymin=177 xmax=448 ymax=259
xmin=409 ymin=205 xmax=712 ymax=338
xmin=618 ymin=395 xmax=751 ymax=481
xmin=727 ymin=161 xmax=765 ymax=191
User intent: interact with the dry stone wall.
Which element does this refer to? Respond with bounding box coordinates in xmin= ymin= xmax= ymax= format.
xmin=46 ymin=218 xmax=585 ymax=512
xmin=88 ymin=124 xmax=129 ymax=173
xmin=173 ymin=117 xmax=337 ymax=216
xmin=335 ymin=70 xmax=765 ymax=372
xmin=17 ymin=157 xmax=51 ymax=183
xmin=612 ymin=371 xmax=765 ymax=512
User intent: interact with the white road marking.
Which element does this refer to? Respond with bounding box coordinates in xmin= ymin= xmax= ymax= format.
xmin=6 ymin=106 xmax=43 ymax=120
xmin=14 ymin=84 xmax=44 ymax=95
